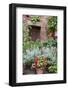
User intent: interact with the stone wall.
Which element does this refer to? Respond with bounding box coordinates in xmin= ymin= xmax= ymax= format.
xmin=40 ymin=16 xmax=48 ymax=41
xmin=23 ymin=15 xmax=48 ymax=41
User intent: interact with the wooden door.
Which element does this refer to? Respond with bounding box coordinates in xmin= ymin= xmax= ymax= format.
xmin=29 ymin=26 xmax=40 ymax=41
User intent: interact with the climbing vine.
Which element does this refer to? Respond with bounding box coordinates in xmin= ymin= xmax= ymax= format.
xmin=48 ymin=16 xmax=57 ymax=33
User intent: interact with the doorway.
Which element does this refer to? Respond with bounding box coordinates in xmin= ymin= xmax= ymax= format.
xmin=29 ymin=26 xmax=40 ymax=41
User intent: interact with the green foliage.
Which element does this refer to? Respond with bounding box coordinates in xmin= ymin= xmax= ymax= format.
xmin=23 ymin=22 xmax=30 ymax=51
xmin=43 ymin=47 xmax=57 ymax=65
xmin=48 ymin=16 xmax=57 ymax=32
xmin=36 ymin=56 xmax=44 ymax=68
xmin=23 ymin=50 xmax=34 ymax=64
xmin=48 ymin=64 xmax=57 ymax=73
xmin=23 ymin=40 xmax=42 ymax=65
xmin=31 ymin=16 xmax=40 ymax=23
xmin=23 ymin=20 xmax=41 ymax=51
xmin=24 ymin=59 xmax=34 ymax=66
xmin=43 ymin=38 xmax=57 ymax=72
xmin=23 ymin=38 xmax=57 ymax=67
xmin=43 ymin=38 xmax=57 ymax=47
xmin=32 ymin=40 xmax=42 ymax=48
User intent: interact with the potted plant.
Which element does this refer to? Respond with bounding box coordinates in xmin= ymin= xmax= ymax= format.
xmin=31 ymin=55 xmax=47 ymax=74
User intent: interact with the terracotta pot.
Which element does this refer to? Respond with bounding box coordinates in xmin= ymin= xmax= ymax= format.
xmin=48 ymin=31 xmax=55 ymax=38
xmin=36 ymin=68 xmax=44 ymax=74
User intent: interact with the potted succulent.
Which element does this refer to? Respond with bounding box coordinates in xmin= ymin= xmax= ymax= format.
xmin=31 ymin=56 xmax=47 ymax=74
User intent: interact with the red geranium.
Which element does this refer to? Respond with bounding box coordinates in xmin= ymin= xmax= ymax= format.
xmin=34 ymin=56 xmax=38 ymax=65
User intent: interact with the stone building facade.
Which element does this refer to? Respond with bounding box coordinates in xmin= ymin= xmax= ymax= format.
xmin=23 ymin=15 xmax=48 ymax=41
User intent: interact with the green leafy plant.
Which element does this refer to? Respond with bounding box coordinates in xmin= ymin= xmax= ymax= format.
xmin=42 ymin=38 xmax=57 ymax=71
xmin=31 ymin=16 xmax=40 ymax=23
xmin=48 ymin=64 xmax=57 ymax=73
xmin=48 ymin=16 xmax=57 ymax=33
xmin=23 ymin=45 xmax=41 ymax=65
xmin=43 ymin=38 xmax=57 ymax=47
xmin=43 ymin=47 xmax=57 ymax=65
xmin=23 ymin=22 xmax=31 ymax=51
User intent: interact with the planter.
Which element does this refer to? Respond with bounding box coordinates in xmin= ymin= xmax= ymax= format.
xmin=48 ymin=31 xmax=55 ymax=38
xmin=36 ymin=68 xmax=44 ymax=74
xmin=31 ymin=55 xmax=47 ymax=74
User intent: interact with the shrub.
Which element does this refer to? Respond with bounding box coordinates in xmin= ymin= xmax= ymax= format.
xmin=48 ymin=64 xmax=57 ymax=73
xmin=43 ymin=38 xmax=57 ymax=47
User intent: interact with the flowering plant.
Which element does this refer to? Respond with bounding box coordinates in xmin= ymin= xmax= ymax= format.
xmin=34 ymin=56 xmax=47 ymax=68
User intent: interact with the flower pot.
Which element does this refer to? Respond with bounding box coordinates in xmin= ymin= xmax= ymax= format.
xmin=48 ymin=32 xmax=53 ymax=37
xmin=36 ymin=68 xmax=44 ymax=74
